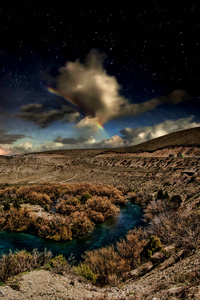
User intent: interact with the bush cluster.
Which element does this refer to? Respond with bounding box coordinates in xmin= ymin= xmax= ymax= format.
xmin=76 ymin=228 xmax=150 ymax=285
xmin=75 ymin=189 xmax=199 ymax=286
xmin=0 ymin=183 xmax=126 ymax=241
xmin=0 ymin=249 xmax=52 ymax=282
xmin=0 ymin=249 xmax=71 ymax=283
xmin=144 ymin=190 xmax=200 ymax=249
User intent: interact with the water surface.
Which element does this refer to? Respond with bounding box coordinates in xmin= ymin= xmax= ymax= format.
xmin=0 ymin=203 xmax=143 ymax=262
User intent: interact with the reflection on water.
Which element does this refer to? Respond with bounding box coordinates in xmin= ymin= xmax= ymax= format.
xmin=0 ymin=203 xmax=144 ymax=262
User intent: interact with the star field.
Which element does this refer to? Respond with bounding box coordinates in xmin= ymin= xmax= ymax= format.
xmin=0 ymin=1 xmax=200 ymax=154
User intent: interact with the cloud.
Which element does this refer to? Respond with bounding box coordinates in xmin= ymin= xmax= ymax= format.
xmin=95 ymin=135 xmax=124 ymax=148
xmin=54 ymin=135 xmax=96 ymax=146
xmin=15 ymin=104 xmax=80 ymax=127
xmin=54 ymin=136 xmax=88 ymax=145
xmin=121 ymin=116 xmax=200 ymax=146
xmin=50 ymin=49 xmax=191 ymax=130
xmin=0 ymin=129 xmax=27 ymax=144
xmin=0 ymin=146 xmax=11 ymax=155
xmin=5 ymin=116 xmax=200 ymax=155
xmin=6 ymin=140 xmax=64 ymax=154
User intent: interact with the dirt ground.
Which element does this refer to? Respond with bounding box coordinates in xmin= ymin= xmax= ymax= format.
xmin=0 ymin=145 xmax=199 ymax=299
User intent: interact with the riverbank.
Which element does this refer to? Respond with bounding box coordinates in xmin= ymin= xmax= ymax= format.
xmin=0 ymin=203 xmax=143 ymax=262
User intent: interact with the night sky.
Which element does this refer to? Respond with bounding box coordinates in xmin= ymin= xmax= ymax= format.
xmin=0 ymin=1 xmax=200 ymax=155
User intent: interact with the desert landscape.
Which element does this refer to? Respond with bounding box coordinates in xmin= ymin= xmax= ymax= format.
xmin=0 ymin=127 xmax=199 ymax=299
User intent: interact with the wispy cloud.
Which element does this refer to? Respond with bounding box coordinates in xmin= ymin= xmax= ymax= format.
xmin=0 ymin=129 xmax=27 ymax=144
xmin=15 ymin=104 xmax=80 ymax=128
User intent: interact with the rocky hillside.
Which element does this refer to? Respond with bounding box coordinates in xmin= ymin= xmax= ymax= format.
xmin=0 ymin=127 xmax=199 ymax=299
xmin=114 ymin=126 xmax=200 ymax=153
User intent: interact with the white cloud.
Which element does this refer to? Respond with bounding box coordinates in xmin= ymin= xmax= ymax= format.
xmin=3 ymin=116 xmax=200 ymax=154
xmin=121 ymin=116 xmax=200 ymax=146
xmin=53 ymin=49 xmax=191 ymax=130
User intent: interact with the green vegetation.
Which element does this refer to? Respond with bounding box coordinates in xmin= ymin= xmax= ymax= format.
xmin=141 ymin=236 xmax=163 ymax=259
xmin=80 ymin=193 xmax=92 ymax=204
xmin=74 ymin=264 xmax=97 ymax=283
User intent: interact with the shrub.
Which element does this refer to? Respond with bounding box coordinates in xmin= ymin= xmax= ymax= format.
xmin=80 ymin=193 xmax=92 ymax=204
xmin=34 ymin=216 xmax=72 ymax=241
xmin=74 ymin=263 xmax=97 ymax=283
xmin=117 ymin=228 xmax=145 ymax=268
xmin=170 ymin=194 xmax=182 ymax=207
xmin=0 ymin=183 xmax=124 ymax=241
xmin=156 ymin=189 xmax=164 ymax=200
xmin=70 ymin=211 xmax=94 ymax=236
xmin=141 ymin=236 xmax=163 ymax=259
xmin=0 ymin=249 xmax=53 ymax=282
xmin=13 ymin=199 xmax=21 ymax=210
xmin=83 ymin=245 xmax=127 ymax=285
xmin=27 ymin=191 xmax=52 ymax=206
xmin=31 ymin=248 xmax=52 ymax=267
xmin=87 ymin=210 xmax=105 ymax=223
xmin=86 ymin=196 xmax=120 ymax=220
xmin=3 ymin=201 xmax=10 ymax=211
xmin=49 ymin=254 xmax=69 ymax=274
xmin=0 ymin=208 xmax=33 ymax=232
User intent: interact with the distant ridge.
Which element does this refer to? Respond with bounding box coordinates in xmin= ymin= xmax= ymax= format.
xmin=35 ymin=126 xmax=200 ymax=157
xmin=114 ymin=126 xmax=200 ymax=153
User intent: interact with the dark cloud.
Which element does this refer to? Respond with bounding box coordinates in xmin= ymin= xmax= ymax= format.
xmin=15 ymin=104 xmax=80 ymax=128
xmin=54 ymin=136 xmax=89 ymax=145
xmin=0 ymin=129 xmax=26 ymax=144
xmin=21 ymin=104 xmax=44 ymax=113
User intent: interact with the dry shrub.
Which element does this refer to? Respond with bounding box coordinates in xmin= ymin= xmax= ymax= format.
xmin=34 ymin=216 xmax=72 ymax=241
xmin=117 ymin=228 xmax=145 ymax=268
xmin=86 ymin=196 xmax=120 ymax=220
xmin=0 ymin=207 xmax=33 ymax=232
xmin=0 ymin=187 xmax=16 ymax=199
xmin=0 ymin=183 xmax=125 ymax=241
xmin=55 ymin=196 xmax=80 ymax=215
xmin=70 ymin=211 xmax=94 ymax=236
xmin=26 ymin=191 xmax=52 ymax=206
xmin=128 ymin=191 xmax=153 ymax=206
xmin=82 ymin=245 xmax=128 ymax=285
xmin=59 ymin=183 xmax=126 ymax=205
xmin=16 ymin=185 xmax=61 ymax=201
xmin=143 ymin=199 xmax=165 ymax=223
xmin=31 ymin=248 xmax=53 ymax=267
xmin=87 ymin=210 xmax=105 ymax=223
xmin=0 ymin=249 xmax=52 ymax=282
xmin=144 ymin=197 xmax=200 ymax=249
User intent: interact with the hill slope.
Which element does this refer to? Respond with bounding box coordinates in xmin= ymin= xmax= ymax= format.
xmin=114 ymin=126 xmax=200 ymax=153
